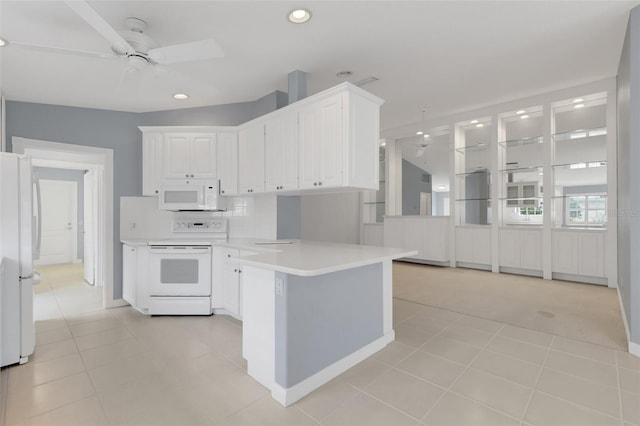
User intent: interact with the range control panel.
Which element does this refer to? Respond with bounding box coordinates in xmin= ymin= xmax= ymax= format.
xmin=172 ymin=218 xmax=228 ymax=234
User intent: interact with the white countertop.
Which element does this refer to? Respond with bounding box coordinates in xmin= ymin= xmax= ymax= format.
xmin=121 ymin=238 xmax=415 ymax=276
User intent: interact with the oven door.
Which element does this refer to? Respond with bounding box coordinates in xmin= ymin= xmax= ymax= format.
xmin=148 ymin=246 xmax=212 ymax=296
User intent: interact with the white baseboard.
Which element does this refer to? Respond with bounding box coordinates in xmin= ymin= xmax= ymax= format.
xmin=72 ymin=259 xmax=82 ymax=264
xmin=616 ymin=287 xmax=631 ymax=345
xmin=270 ymin=331 xmax=395 ymax=407
xmin=106 ymin=298 xmax=129 ymax=309
xmin=629 ymin=341 xmax=640 ymax=358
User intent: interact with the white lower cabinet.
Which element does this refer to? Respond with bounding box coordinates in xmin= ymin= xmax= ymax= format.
xmin=213 ymin=247 xmax=258 ymax=320
xmin=552 ymin=229 xmax=606 ymax=278
xmin=455 ymin=226 xmax=491 ymax=266
xmin=122 ymin=244 xmax=149 ymax=312
xmin=499 ymin=228 xmax=542 ymax=272
xmin=383 ymin=217 xmax=450 ymax=264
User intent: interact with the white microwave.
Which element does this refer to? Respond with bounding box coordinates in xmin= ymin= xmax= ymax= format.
xmin=158 ymin=179 xmax=226 ymax=211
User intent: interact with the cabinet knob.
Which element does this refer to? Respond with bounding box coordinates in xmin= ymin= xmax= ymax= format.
xmin=238 ymin=270 xmax=242 ymax=274
xmin=234 ymin=268 xmax=238 ymax=272
xmin=221 ymin=190 xmax=225 ymax=194
xmin=191 ymin=174 xmax=194 ymax=178
xmin=155 ymin=190 xmax=158 ymax=194
xmin=227 ymin=254 xmax=231 ymax=257
xmin=318 ymin=182 xmax=322 ymax=186
xmin=313 ymin=182 xmax=317 ymax=186
xmin=185 ymin=174 xmax=189 ymax=178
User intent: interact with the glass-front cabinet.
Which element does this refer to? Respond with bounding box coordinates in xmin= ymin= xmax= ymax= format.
xmin=455 ymin=118 xmax=492 ymax=225
xmin=498 ymin=107 xmax=544 ymax=225
xmin=551 ymin=93 xmax=607 ymax=228
xmin=362 ymin=145 xmax=386 ymax=223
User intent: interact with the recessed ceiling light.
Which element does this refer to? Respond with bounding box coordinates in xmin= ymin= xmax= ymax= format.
xmin=476 ymin=123 xmax=484 ymax=128
xmin=288 ymin=8 xmax=312 ymax=24
xmin=516 ymin=110 xmax=526 ymax=115
xmin=173 ymin=93 xmax=189 ymax=100
xmin=416 ymin=131 xmax=424 ymax=135
xmin=379 ymin=141 xmax=386 ymax=146
xmin=423 ymin=134 xmax=430 ymax=138
xmin=336 ymin=70 xmax=352 ymax=78
xmin=437 ymin=185 xmax=446 ymax=191
xmin=520 ymin=114 xmax=529 ymax=119
xmin=574 ymin=103 xmax=585 ymax=109
xmin=573 ymin=98 xmax=584 ymax=103
xmin=0 ymin=38 xmax=6 ymax=47
xmin=470 ymin=120 xmax=479 ymax=124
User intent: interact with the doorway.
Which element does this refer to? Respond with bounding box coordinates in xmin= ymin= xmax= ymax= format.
xmin=12 ymin=137 xmax=118 ymax=308
xmin=37 ymin=179 xmax=78 ymax=266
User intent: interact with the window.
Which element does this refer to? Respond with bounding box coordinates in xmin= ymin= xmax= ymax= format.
xmin=566 ymin=194 xmax=607 ymax=226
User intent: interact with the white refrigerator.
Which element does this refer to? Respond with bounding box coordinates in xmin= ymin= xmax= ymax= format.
xmin=0 ymin=152 xmax=40 ymax=367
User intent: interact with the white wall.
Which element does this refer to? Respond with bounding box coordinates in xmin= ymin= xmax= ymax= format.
xmin=300 ymin=193 xmax=361 ymax=244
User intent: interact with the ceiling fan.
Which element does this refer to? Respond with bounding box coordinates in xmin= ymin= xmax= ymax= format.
xmin=10 ymin=0 xmax=224 ymax=71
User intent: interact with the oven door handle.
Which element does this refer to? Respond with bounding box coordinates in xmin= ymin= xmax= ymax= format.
xmin=149 ymin=246 xmax=211 ymax=254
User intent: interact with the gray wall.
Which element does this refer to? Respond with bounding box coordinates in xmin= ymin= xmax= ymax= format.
xmin=6 ymin=91 xmax=285 ymax=300
xmin=34 ymin=167 xmax=85 ymax=261
xmin=617 ymin=5 xmax=640 ymax=345
xmin=402 ymin=159 xmax=432 ymax=215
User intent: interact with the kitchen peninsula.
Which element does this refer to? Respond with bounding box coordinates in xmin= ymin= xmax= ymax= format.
xmin=236 ymin=240 xmax=415 ymax=406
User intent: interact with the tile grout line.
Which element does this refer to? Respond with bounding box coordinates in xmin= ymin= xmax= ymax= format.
xmin=417 ymin=323 xmax=524 ymax=424
xmin=615 ymin=351 xmax=625 ymax=426
xmin=520 ymin=334 xmax=555 ymax=422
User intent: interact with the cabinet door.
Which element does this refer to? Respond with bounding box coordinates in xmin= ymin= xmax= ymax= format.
xmin=222 ymin=248 xmax=241 ymax=316
xmin=190 ymin=134 xmax=217 ymax=178
xmin=238 ymin=124 xmax=265 ymax=194
xmin=499 ymin=229 xmax=521 ymax=268
xmin=455 ymin=228 xmax=475 ymax=263
xmin=298 ymin=94 xmax=344 ymax=189
xmin=423 ymin=220 xmax=448 ymax=262
xmin=217 ymin=132 xmax=238 ymax=196
xmin=142 ymin=132 xmax=163 ymax=196
xmin=163 ymin=134 xmax=192 ymax=179
xmin=402 ymin=218 xmax=424 ymax=259
xmin=520 ymin=230 xmax=542 ymax=270
xmin=552 ymin=232 xmax=578 ymax=274
xmin=473 ymin=228 xmax=492 ymax=265
xmin=265 ymin=112 xmax=298 ymax=192
xmin=122 ymin=245 xmax=137 ymax=306
xmin=578 ymin=232 xmax=605 ymax=277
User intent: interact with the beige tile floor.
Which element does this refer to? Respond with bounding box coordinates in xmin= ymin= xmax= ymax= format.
xmin=1 ymin=262 xmax=639 ymax=426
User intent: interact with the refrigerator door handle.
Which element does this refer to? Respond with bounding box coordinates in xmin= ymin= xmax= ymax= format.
xmin=33 ymin=177 xmax=42 ymax=260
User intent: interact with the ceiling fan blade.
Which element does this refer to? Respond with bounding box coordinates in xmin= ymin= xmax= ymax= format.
xmin=148 ymin=39 xmax=224 ymax=65
xmin=65 ymin=0 xmax=134 ymax=55
xmin=11 ymin=41 xmax=118 ymax=60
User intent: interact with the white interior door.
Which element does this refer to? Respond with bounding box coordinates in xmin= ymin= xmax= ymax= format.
xmin=37 ymin=180 xmax=77 ymax=266
xmin=420 ymin=192 xmax=432 ymax=216
xmin=83 ymin=171 xmax=96 ymax=285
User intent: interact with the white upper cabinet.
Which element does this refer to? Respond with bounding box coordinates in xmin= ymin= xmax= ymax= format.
xmin=265 ymin=111 xmax=298 ymax=192
xmin=142 ymin=132 xmax=164 ymax=196
xmin=164 ymin=132 xmax=217 ymax=179
xmin=139 ymin=83 xmax=384 ymax=197
xmin=299 ymin=93 xmax=344 ymax=189
xmin=238 ymin=122 xmax=266 ymax=194
xmin=216 ymin=131 xmax=239 ymax=196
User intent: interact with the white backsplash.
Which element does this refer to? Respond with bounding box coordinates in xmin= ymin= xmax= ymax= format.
xmin=120 ymin=194 xmax=278 ymax=241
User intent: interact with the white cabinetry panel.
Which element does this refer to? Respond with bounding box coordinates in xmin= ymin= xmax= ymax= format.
xmin=265 ymin=112 xmax=298 ymax=192
xmin=122 ymin=245 xmax=136 ymax=306
xmin=456 ymin=227 xmax=491 ymax=266
xmin=142 ymin=132 xmax=163 ymax=196
xmin=383 ymin=217 xmax=450 ymax=263
xmin=383 ymin=217 xmax=403 ymax=250
xmin=216 ymin=132 xmax=239 ymax=196
xmin=552 ymin=230 xmax=606 ymax=278
xmin=238 ymin=124 xmax=266 ymax=194
xmin=298 ymin=94 xmax=344 ymax=189
xmin=163 ymin=133 xmax=217 ymax=179
xmin=403 ymin=218 xmax=425 ymax=259
xmin=499 ymin=228 xmax=542 ymax=271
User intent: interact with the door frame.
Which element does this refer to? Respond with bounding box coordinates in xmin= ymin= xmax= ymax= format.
xmin=12 ymin=137 xmax=121 ymax=308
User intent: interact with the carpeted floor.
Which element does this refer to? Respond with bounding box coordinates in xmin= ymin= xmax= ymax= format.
xmin=392 ymin=261 xmax=627 ymax=350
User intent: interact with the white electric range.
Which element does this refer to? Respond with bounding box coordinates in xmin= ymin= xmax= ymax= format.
xmin=147 ymin=217 xmax=227 ymax=315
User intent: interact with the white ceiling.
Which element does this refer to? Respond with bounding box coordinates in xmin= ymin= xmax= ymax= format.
xmin=0 ymin=1 xmax=637 ymax=132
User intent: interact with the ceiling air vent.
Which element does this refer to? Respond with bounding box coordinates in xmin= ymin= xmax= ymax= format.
xmin=355 ymin=76 xmax=379 ymax=87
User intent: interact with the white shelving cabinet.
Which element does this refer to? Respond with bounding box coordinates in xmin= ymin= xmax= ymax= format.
xmin=238 ymin=123 xmax=266 ymax=194
xmin=265 ymin=111 xmax=299 ymax=192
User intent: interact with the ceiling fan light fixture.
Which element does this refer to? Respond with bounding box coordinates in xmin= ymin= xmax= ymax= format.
xmin=173 ymin=93 xmax=189 ymax=100
xmin=288 ymin=9 xmax=312 ymax=24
